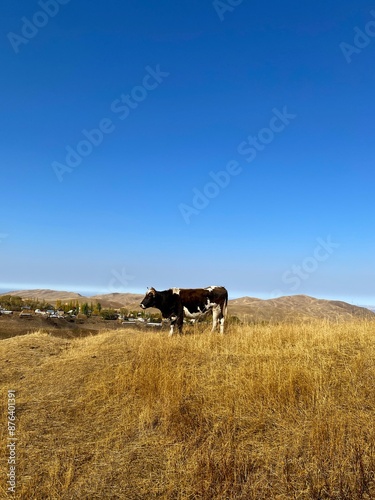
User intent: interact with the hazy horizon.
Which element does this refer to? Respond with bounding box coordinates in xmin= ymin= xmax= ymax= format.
xmin=0 ymin=285 xmax=374 ymax=307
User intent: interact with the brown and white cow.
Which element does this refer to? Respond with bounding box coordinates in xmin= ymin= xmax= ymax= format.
xmin=140 ymin=286 xmax=228 ymax=335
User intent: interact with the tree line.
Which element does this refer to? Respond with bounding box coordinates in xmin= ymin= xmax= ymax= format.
xmin=0 ymin=295 xmax=103 ymax=315
xmin=0 ymin=295 xmax=162 ymax=321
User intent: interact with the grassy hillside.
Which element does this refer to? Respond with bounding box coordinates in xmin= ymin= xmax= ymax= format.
xmin=1 ymin=321 xmax=375 ymax=499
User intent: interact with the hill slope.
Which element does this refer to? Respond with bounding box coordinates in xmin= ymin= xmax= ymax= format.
xmin=1 ymin=289 xmax=84 ymax=302
xmin=90 ymin=292 xmax=144 ymax=309
xmin=1 ymin=323 xmax=375 ymax=498
xmin=0 ymin=289 xmax=128 ymax=309
xmin=229 ymin=294 xmax=375 ymax=321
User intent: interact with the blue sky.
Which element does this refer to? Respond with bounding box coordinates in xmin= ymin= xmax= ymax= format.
xmin=1 ymin=0 xmax=374 ymax=304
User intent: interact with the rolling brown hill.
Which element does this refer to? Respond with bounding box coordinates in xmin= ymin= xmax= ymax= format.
xmin=229 ymin=294 xmax=375 ymax=322
xmin=90 ymin=292 xmax=144 ymax=309
xmin=0 ymin=289 xmax=128 ymax=309
xmin=1 ymin=289 xmax=374 ymax=322
xmin=1 ymin=289 xmax=84 ymax=302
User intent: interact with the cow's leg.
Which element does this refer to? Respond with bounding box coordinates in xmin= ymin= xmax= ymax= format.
xmin=169 ymin=315 xmax=183 ymax=336
xmin=169 ymin=315 xmax=177 ymax=336
xmin=212 ymin=306 xmax=220 ymax=332
xmin=177 ymin=315 xmax=184 ymax=334
xmin=212 ymin=305 xmax=225 ymax=334
xmin=219 ymin=316 xmax=225 ymax=334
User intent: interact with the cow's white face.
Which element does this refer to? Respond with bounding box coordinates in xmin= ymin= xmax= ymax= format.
xmin=140 ymin=287 xmax=156 ymax=309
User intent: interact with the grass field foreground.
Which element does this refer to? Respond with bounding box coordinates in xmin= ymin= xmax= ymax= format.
xmin=1 ymin=320 xmax=375 ymax=499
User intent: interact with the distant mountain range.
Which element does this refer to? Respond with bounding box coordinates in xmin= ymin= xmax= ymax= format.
xmin=361 ymin=305 xmax=375 ymax=313
xmin=0 ymin=289 xmax=145 ymax=309
xmin=228 ymin=295 xmax=374 ymax=322
xmin=1 ymin=289 xmax=374 ymax=322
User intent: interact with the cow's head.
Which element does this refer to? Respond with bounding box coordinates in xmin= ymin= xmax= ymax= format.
xmin=140 ymin=287 xmax=157 ymax=309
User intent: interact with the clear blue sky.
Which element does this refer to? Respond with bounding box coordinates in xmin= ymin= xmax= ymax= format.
xmin=1 ymin=0 xmax=374 ymax=304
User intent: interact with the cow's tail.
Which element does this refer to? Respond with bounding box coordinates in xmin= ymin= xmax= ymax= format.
xmin=223 ymin=289 xmax=228 ymax=318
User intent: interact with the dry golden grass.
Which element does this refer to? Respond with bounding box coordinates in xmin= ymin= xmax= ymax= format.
xmin=1 ymin=320 xmax=375 ymax=499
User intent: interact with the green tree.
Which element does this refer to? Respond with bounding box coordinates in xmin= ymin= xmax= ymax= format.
xmin=92 ymin=302 xmax=102 ymax=316
xmin=67 ymin=301 xmax=75 ymax=312
xmin=81 ymin=303 xmax=90 ymax=316
xmin=100 ymin=309 xmax=118 ymax=320
xmin=119 ymin=307 xmax=128 ymax=317
xmin=10 ymin=296 xmax=23 ymax=311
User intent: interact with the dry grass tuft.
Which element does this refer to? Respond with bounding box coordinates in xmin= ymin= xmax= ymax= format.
xmin=1 ymin=320 xmax=375 ymax=499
